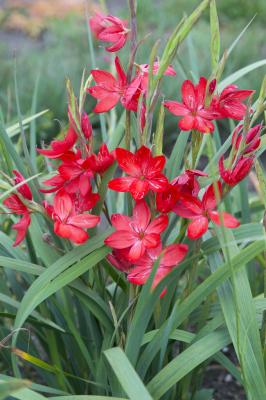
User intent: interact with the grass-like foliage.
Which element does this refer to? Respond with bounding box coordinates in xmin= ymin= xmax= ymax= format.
xmin=1 ymin=1 xmax=266 ymax=399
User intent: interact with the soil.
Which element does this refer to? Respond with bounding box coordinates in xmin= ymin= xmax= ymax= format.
xmin=203 ymin=364 xmax=246 ymax=400
xmin=203 ymin=346 xmax=246 ymax=400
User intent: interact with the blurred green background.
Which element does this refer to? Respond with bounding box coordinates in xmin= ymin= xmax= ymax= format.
xmin=0 ymin=0 xmax=265 ymax=143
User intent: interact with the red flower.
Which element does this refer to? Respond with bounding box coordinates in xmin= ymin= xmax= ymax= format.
xmin=164 ymin=77 xmax=219 ymax=133
xmin=41 ymin=151 xmax=93 ymax=196
xmin=211 ymin=85 xmax=254 ymax=120
xmin=108 ymin=146 xmax=168 ymax=200
xmin=88 ymin=56 xmax=128 ymax=113
xmin=89 ymin=13 xmax=129 ymax=52
xmin=121 ymin=62 xmax=176 ymax=111
xmin=38 ymin=126 xmax=77 ymax=159
xmin=219 ymin=155 xmax=254 ymax=186
xmin=48 ymin=191 xmax=100 ymax=244
xmin=174 ymin=182 xmax=240 ymax=239
xmin=88 ymin=143 xmax=115 ymax=174
xmin=219 ymin=124 xmax=262 ymax=186
xmin=127 ymin=243 xmax=188 ymax=294
xmin=3 ymin=171 xmax=32 ymax=246
xmin=156 ymin=169 xmax=207 ymax=213
xmin=104 ymin=200 xmax=168 ymax=261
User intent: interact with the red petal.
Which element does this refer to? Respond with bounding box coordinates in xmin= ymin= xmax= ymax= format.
xmin=94 ymin=94 xmax=120 ymax=113
xmin=108 ymin=176 xmax=136 ymax=192
xmin=111 ymin=214 xmax=131 ymax=230
xmin=181 ymin=80 xmax=196 ymax=110
xmin=53 ymin=191 xmax=73 ymax=221
xmin=115 ymin=56 xmax=127 ymax=86
xmin=133 ymin=200 xmax=150 ymax=230
xmin=127 ymin=241 xmax=145 ymax=261
xmin=164 ymin=101 xmax=189 ymax=116
xmin=68 ymin=214 xmax=100 ymax=229
xmin=195 ymin=77 xmax=207 ymax=105
xmin=129 ymin=179 xmax=150 ymax=200
xmin=202 ymin=182 xmax=222 ymax=211
xmin=146 ymin=214 xmax=168 ymax=235
xmin=187 ymin=216 xmax=209 ymax=240
xmin=194 ymin=117 xmax=214 ymax=133
xmin=178 ymin=115 xmax=195 ymax=131
xmin=106 ymin=35 xmax=127 ymax=52
xmin=162 ymin=243 xmax=188 ymax=266
xmin=104 ymin=230 xmax=136 ymax=249
xmin=91 ymin=69 xmax=116 ymax=86
xmin=147 ymin=155 xmax=166 ymax=176
xmin=54 ymin=222 xmax=88 ymax=244
xmin=13 ymin=213 xmax=31 ymax=247
xmin=143 ymin=233 xmax=160 ymax=248
xmin=127 ymin=266 xmax=151 ymax=285
xmin=148 ymin=174 xmax=168 ymax=192
xmin=209 ymin=211 xmax=240 ymax=228
xmin=115 ymin=148 xmax=141 ymax=176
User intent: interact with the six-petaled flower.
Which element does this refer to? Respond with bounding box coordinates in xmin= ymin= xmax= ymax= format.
xmin=108 ymin=146 xmax=168 ymax=200
xmin=104 ymin=200 xmax=168 ymax=261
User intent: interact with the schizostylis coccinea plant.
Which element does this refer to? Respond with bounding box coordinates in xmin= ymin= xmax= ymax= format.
xmin=1 ymin=0 xmax=266 ymax=399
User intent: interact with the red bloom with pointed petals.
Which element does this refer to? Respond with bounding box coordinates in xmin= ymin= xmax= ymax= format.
xmin=174 ymin=182 xmax=240 ymax=239
xmin=88 ymin=56 xmax=128 ymax=113
xmin=88 ymin=143 xmax=115 ymax=174
xmin=156 ymin=169 xmax=207 ymax=213
xmin=127 ymin=243 xmax=188 ymax=295
xmin=164 ymin=77 xmax=220 ymax=133
xmin=48 ymin=191 xmax=100 ymax=244
xmin=211 ymin=85 xmax=254 ymax=120
xmin=121 ymin=62 xmax=176 ymax=110
xmin=89 ymin=13 xmax=129 ymax=52
xmin=108 ymin=146 xmax=168 ymax=200
xmin=3 ymin=171 xmax=33 ymax=246
xmin=104 ymin=200 xmax=168 ymax=262
xmin=41 ymin=151 xmax=93 ymax=196
xmin=37 ymin=126 xmax=77 ymax=159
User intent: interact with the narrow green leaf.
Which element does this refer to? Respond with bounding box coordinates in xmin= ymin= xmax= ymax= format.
xmin=0 ymin=379 xmax=31 ymax=400
xmin=104 ymin=347 xmax=153 ymax=400
xmin=218 ymin=60 xmax=266 ymax=91
xmin=147 ymin=329 xmax=230 ymax=399
xmin=210 ymin=0 xmax=220 ymax=70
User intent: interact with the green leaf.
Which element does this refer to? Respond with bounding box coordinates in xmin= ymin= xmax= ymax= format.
xmin=210 ymin=227 xmax=266 ymax=399
xmin=210 ymin=0 xmax=220 ymax=70
xmin=104 ymin=347 xmax=153 ymax=400
xmin=218 ymin=60 xmax=266 ymax=90
xmin=147 ymin=329 xmax=230 ymax=399
xmin=7 ymin=110 xmax=49 ymax=138
xmin=11 ymin=230 xmax=111 ymax=375
xmin=156 ymin=0 xmax=211 ymax=81
xmin=166 ymin=131 xmax=190 ymax=179
xmin=50 ymin=397 xmax=127 ymax=400
xmin=137 ymin=240 xmax=265 ymax=377
xmin=0 ymin=379 xmax=31 ymax=400
xmin=0 ymin=256 xmax=44 ymax=275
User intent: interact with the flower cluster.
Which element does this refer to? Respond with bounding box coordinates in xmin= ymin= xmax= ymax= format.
xmin=2 ymin=9 xmax=263 ymax=295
